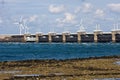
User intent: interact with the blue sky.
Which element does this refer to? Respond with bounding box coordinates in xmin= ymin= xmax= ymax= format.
xmin=0 ymin=0 xmax=120 ymax=34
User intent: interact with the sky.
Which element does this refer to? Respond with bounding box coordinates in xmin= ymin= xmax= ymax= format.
xmin=0 ymin=0 xmax=120 ymax=34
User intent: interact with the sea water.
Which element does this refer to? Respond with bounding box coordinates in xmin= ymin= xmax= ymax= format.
xmin=0 ymin=43 xmax=120 ymax=61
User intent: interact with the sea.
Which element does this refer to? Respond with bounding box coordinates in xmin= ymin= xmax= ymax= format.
xmin=0 ymin=42 xmax=120 ymax=61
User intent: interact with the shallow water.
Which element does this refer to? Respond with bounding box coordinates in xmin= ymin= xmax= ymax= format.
xmin=94 ymin=78 xmax=120 ymax=80
xmin=0 ymin=71 xmax=20 ymax=74
xmin=115 ymin=61 xmax=120 ymax=65
xmin=0 ymin=43 xmax=120 ymax=61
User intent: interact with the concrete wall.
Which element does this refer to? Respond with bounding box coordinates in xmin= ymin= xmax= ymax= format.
xmin=52 ymin=35 xmax=62 ymax=42
xmin=39 ymin=35 xmax=49 ymax=42
xmin=116 ymin=34 xmax=120 ymax=42
xmin=66 ymin=34 xmax=78 ymax=42
xmin=81 ymin=34 xmax=94 ymax=42
xmin=97 ymin=34 xmax=112 ymax=42
xmin=0 ymin=35 xmax=24 ymax=42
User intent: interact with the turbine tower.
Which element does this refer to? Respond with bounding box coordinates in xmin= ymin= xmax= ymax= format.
xmin=23 ymin=19 xmax=29 ymax=34
xmin=112 ymin=23 xmax=120 ymax=31
xmin=94 ymin=24 xmax=102 ymax=32
xmin=116 ymin=23 xmax=119 ymax=30
xmin=24 ymin=25 xmax=29 ymax=34
xmin=14 ymin=16 xmax=25 ymax=35
xmin=49 ymin=26 xmax=55 ymax=33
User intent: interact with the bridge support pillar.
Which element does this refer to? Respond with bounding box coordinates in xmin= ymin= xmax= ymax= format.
xmin=77 ymin=32 xmax=86 ymax=43
xmin=111 ymin=31 xmax=117 ymax=43
xmin=23 ymin=34 xmax=30 ymax=42
xmin=94 ymin=31 xmax=102 ymax=43
xmin=48 ymin=33 xmax=52 ymax=42
xmin=48 ymin=33 xmax=56 ymax=42
xmin=36 ymin=33 xmax=42 ymax=43
xmin=62 ymin=33 xmax=66 ymax=43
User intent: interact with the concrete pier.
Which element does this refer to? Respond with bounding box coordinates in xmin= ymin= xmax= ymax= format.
xmin=77 ymin=32 xmax=86 ymax=43
xmin=112 ymin=31 xmax=116 ymax=42
xmin=111 ymin=31 xmax=120 ymax=42
xmin=48 ymin=32 xmax=56 ymax=42
xmin=94 ymin=32 xmax=98 ymax=43
xmin=94 ymin=31 xmax=102 ymax=42
xmin=24 ymin=34 xmax=32 ymax=42
xmin=48 ymin=33 xmax=52 ymax=42
xmin=62 ymin=33 xmax=66 ymax=43
xmin=23 ymin=34 xmax=28 ymax=42
xmin=36 ymin=33 xmax=42 ymax=42
xmin=62 ymin=32 xmax=70 ymax=43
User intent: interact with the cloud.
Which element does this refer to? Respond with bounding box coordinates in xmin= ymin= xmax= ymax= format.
xmin=4 ymin=0 xmax=21 ymax=3
xmin=95 ymin=9 xmax=105 ymax=18
xmin=49 ymin=5 xmax=65 ymax=13
xmin=56 ymin=18 xmax=63 ymax=23
xmin=29 ymin=15 xmax=39 ymax=22
xmin=56 ymin=13 xmax=75 ymax=23
xmin=56 ymin=18 xmax=64 ymax=27
xmin=107 ymin=3 xmax=120 ymax=13
xmin=56 ymin=13 xmax=76 ymax=27
xmin=75 ymin=3 xmax=93 ymax=13
xmin=74 ymin=7 xmax=81 ymax=13
xmin=63 ymin=13 xmax=75 ymax=23
xmin=82 ymin=3 xmax=93 ymax=13
xmin=0 ymin=18 xmax=3 ymax=24
xmin=5 ymin=0 xmax=27 ymax=3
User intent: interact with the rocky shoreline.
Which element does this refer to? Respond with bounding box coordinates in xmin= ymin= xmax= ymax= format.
xmin=0 ymin=56 xmax=120 ymax=80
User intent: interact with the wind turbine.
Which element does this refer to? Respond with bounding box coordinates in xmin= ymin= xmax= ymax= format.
xmin=113 ymin=24 xmax=116 ymax=31
xmin=14 ymin=16 xmax=25 ymax=35
xmin=116 ymin=23 xmax=119 ymax=30
xmin=94 ymin=24 xmax=102 ymax=32
xmin=77 ymin=19 xmax=86 ymax=32
xmin=24 ymin=25 xmax=29 ymax=34
xmin=112 ymin=23 xmax=120 ymax=31
xmin=48 ymin=22 xmax=56 ymax=35
xmin=49 ymin=26 xmax=55 ymax=33
xmin=22 ymin=19 xmax=30 ymax=34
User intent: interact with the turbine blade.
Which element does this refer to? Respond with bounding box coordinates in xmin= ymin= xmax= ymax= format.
xmin=75 ymin=24 xmax=79 ymax=26
xmin=21 ymin=25 xmax=24 ymax=29
xmin=20 ymin=16 xmax=23 ymax=22
xmin=13 ymin=22 xmax=19 ymax=25
xmin=80 ymin=19 xmax=83 ymax=24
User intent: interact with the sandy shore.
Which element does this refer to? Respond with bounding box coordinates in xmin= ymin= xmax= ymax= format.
xmin=0 ymin=56 xmax=120 ymax=80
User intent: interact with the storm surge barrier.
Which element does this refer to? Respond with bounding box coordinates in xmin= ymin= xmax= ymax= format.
xmin=0 ymin=31 xmax=120 ymax=43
